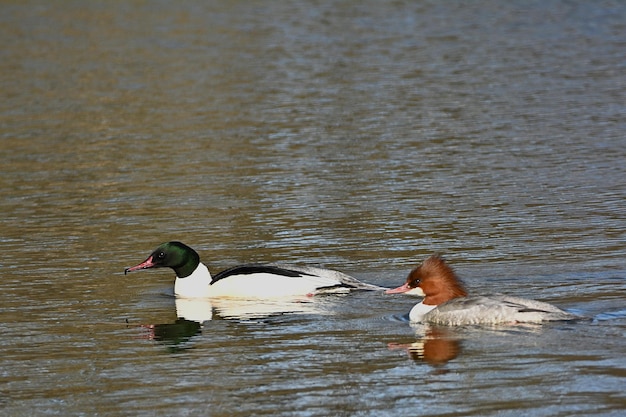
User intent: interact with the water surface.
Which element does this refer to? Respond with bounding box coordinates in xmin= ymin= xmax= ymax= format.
xmin=1 ymin=1 xmax=625 ymax=416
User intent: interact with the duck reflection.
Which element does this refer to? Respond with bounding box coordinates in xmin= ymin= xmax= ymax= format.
xmin=389 ymin=326 xmax=461 ymax=366
xmin=142 ymin=319 xmax=202 ymax=345
xmin=142 ymin=296 xmax=327 ymax=348
xmin=176 ymin=296 xmax=323 ymax=322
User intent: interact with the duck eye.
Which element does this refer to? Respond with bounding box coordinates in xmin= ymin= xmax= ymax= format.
xmin=157 ymin=251 xmax=166 ymax=259
xmin=410 ymin=279 xmax=420 ymax=288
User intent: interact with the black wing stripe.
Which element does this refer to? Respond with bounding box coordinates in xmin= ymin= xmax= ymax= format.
xmin=316 ymin=283 xmax=357 ymax=291
xmin=210 ymin=264 xmax=315 ymax=285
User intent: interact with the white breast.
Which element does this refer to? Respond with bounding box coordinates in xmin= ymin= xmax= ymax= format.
xmin=174 ymin=263 xmax=212 ymax=298
xmin=409 ymin=302 xmax=437 ymax=322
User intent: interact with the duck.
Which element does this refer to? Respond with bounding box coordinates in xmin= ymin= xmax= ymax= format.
xmin=124 ymin=241 xmax=387 ymax=298
xmin=385 ymin=254 xmax=577 ymax=325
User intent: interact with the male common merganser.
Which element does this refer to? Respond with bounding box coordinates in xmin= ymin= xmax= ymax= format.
xmin=386 ymin=254 xmax=577 ymax=325
xmin=125 ymin=241 xmax=386 ymax=298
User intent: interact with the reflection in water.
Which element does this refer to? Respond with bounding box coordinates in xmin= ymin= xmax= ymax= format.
xmin=389 ymin=326 xmax=461 ymax=367
xmin=175 ymin=297 xmax=213 ymax=323
xmin=142 ymin=319 xmax=202 ymax=349
xmin=175 ymin=295 xmax=327 ymax=322
xmin=143 ymin=295 xmax=330 ymax=349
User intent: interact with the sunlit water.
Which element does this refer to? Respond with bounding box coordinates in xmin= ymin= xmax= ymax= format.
xmin=1 ymin=1 xmax=625 ymax=416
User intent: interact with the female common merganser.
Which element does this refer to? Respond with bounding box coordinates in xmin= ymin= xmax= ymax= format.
xmin=125 ymin=241 xmax=386 ymax=298
xmin=386 ymin=254 xmax=576 ymax=325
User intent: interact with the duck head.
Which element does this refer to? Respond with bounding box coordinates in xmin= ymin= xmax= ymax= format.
xmin=124 ymin=241 xmax=200 ymax=278
xmin=385 ymin=254 xmax=468 ymax=305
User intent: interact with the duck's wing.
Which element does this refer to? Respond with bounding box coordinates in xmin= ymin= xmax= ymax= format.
xmin=209 ymin=263 xmax=386 ymax=297
xmin=211 ymin=264 xmax=306 ymax=284
xmin=489 ymin=294 xmax=567 ymax=313
xmin=489 ymin=294 xmax=577 ymax=321
xmin=273 ymin=263 xmax=389 ymax=292
xmin=429 ymin=295 xmax=576 ymax=325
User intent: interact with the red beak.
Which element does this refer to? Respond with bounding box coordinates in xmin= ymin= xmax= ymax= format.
xmin=385 ymin=282 xmax=412 ymax=294
xmin=124 ymin=256 xmax=156 ymax=275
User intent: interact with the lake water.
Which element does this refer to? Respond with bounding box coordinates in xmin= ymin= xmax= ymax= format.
xmin=1 ymin=1 xmax=625 ymax=416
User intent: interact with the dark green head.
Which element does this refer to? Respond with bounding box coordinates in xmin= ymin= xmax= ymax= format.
xmin=124 ymin=241 xmax=201 ymax=278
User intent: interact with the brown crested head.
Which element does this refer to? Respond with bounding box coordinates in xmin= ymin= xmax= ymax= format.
xmin=406 ymin=254 xmax=468 ymax=305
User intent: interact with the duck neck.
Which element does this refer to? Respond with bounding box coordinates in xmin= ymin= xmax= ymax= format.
xmin=173 ymin=247 xmax=201 ymax=278
xmin=174 ymin=262 xmax=212 ymax=298
xmin=409 ymin=302 xmax=437 ymax=323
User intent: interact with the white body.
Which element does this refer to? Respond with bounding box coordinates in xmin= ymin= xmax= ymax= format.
xmin=174 ymin=262 xmax=385 ymax=299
